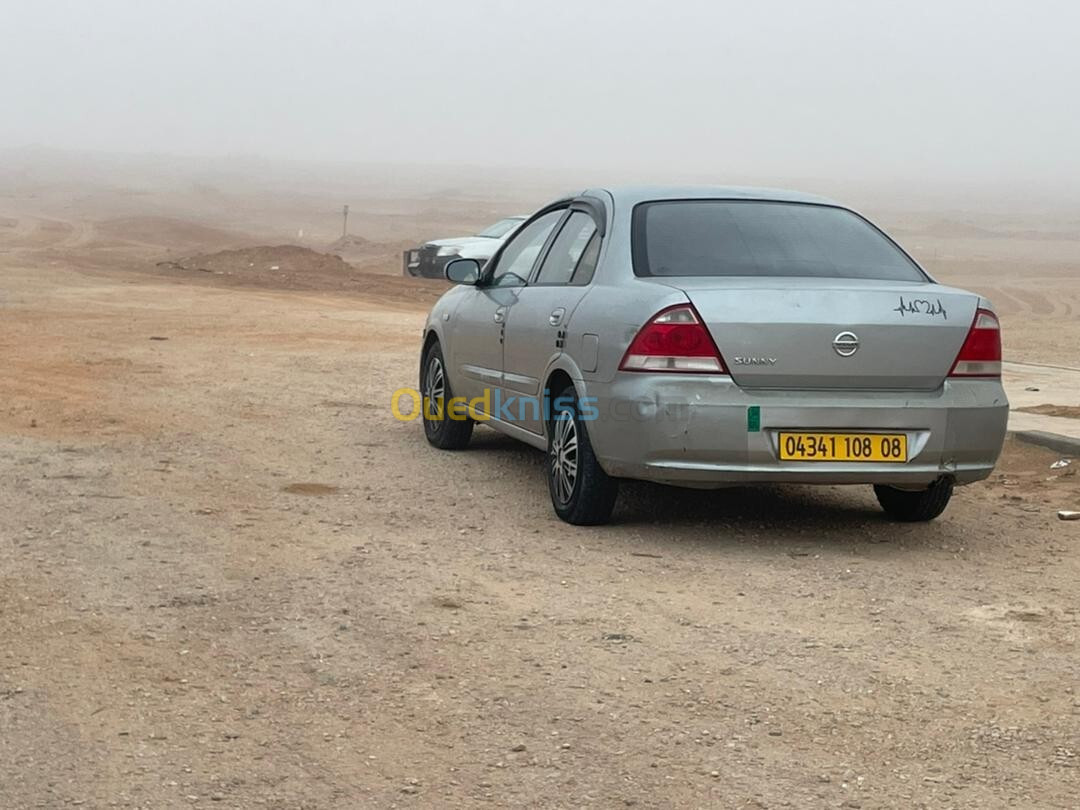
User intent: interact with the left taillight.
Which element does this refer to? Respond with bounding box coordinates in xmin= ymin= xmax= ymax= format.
xmin=949 ymin=308 xmax=1002 ymax=377
xmin=619 ymin=304 xmax=727 ymax=373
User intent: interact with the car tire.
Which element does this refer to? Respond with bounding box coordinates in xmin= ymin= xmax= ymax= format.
xmin=874 ymin=478 xmax=953 ymax=522
xmin=420 ymin=341 xmax=473 ymax=450
xmin=548 ymin=386 xmax=619 ymax=525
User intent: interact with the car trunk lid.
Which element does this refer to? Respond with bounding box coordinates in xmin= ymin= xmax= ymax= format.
xmin=652 ymin=277 xmax=979 ymax=390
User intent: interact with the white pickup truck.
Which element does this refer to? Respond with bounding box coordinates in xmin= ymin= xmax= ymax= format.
xmin=403 ymin=216 xmax=526 ymax=278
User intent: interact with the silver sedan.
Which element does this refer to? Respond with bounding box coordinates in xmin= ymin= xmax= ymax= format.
xmin=418 ymin=187 xmax=1008 ymax=525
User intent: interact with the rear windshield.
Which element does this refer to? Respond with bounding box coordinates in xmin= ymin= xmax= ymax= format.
xmin=632 ymin=200 xmax=926 ymax=281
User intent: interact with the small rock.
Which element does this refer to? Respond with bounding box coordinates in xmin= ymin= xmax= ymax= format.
xmin=1025 ymin=386 xmax=1040 ymax=391
xmin=511 ymin=744 xmax=527 ymax=752
xmin=1058 ymin=511 xmax=1080 ymax=521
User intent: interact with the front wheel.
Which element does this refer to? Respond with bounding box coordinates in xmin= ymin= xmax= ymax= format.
xmin=420 ymin=341 xmax=473 ymax=450
xmin=874 ymin=478 xmax=953 ymax=522
xmin=548 ymin=387 xmax=619 ymax=525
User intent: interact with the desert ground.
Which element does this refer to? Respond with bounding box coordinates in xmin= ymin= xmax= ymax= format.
xmin=1 ymin=157 xmax=1079 ymax=808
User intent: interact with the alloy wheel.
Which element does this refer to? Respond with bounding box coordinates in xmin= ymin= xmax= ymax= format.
xmin=550 ymin=409 xmax=579 ymax=504
xmin=424 ymin=355 xmax=445 ymax=421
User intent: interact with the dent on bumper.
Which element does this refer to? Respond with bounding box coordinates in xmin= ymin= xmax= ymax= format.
xmin=584 ymin=376 xmax=1009 ymax=488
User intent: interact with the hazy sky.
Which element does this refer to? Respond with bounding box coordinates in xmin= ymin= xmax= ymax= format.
xmin=3 ymin=0 xmax=1078 ymax=186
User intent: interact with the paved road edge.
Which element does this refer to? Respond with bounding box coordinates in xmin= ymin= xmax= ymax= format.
xmin=1011 ymin=429 xmax=1080 ymax=457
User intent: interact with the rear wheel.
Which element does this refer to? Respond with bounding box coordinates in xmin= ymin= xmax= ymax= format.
xmin=420 ymin=341 xmax=473 ymax=450
xmin=874 ymin=478 xmax=953 ymax=522
xmin=548 ymin=387 xmax=619 ymax=525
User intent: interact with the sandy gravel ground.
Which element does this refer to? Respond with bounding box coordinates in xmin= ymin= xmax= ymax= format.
xmin=2 ymin=206 xmax=1079 ymax=809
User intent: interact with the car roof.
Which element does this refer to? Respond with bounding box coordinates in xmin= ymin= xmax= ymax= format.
xmin=593 ymin=185 xmax=837 ymax=208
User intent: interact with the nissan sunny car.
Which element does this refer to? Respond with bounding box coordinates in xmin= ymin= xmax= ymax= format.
xmin=416 ymin=186 xmax=1009 ymax=525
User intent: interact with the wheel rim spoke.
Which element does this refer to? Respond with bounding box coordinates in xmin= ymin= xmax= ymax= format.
xmin=550 ymin=408 xmax=578 ymax=505
xmin=425 ymin=357 xmax=445 ymax=420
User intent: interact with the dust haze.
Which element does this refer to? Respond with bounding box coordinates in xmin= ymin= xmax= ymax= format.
xmin=4 ymin=0 xmax=1080 ymax=198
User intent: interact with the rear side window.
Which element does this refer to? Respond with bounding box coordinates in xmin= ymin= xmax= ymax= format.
xmin=632 ymin=200 xmax=926 ymax=282
xmin=571 ymin=232 xmax=601 ymax=285
xmin=535 ymin=211 xmax=598 ymax=285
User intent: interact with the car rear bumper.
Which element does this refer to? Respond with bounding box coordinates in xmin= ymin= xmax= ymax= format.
xmin=583 ymin=376 xmax=1009 ymax=488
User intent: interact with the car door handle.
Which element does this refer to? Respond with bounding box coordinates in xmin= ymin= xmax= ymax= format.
xmin=549 ymin=308 xmax=566 ymax=326
xmin=493 ymin=307 xmax=506 ymax=324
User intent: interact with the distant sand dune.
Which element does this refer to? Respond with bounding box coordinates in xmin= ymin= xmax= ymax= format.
xmin=95 ymin=216 xmax=252 ymax=252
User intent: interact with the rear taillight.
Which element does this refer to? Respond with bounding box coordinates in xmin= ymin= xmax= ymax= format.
xmin=620 ymin=304 xmax=727 ymax=373
xmin=949 ymin=308 xmax=1001 ymax=377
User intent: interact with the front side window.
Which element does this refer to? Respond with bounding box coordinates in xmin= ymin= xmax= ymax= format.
xmin=632 ymin=200 xmax=926 ymax=282
xmin=489 ymin=210 xmax=563 ymax=287
xmin=535 ymin=211 xmax=598 ymax=285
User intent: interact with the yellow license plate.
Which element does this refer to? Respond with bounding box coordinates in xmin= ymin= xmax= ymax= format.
xmin=778 ymin=432 xmax=908 ymax=462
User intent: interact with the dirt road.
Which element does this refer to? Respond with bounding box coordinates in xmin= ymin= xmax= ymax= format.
xmin=2 ymin=213 xmax=1079 ymax=808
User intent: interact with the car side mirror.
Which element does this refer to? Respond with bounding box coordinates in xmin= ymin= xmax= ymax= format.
xmin=445 ymin=258 xmax=482 ymax=285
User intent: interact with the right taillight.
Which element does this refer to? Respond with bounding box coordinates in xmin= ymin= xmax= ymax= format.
xmin=619 ymin=304 xmax=727 ymax=373
xmin=949 ymin=308 xmax=1001 ymax=377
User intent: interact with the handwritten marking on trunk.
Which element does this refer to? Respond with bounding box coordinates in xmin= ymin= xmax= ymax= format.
xmin=894 ymin=296 xmax=947 ymax=319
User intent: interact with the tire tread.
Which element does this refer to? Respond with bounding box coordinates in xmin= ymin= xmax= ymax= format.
xmin=874 ymin=479 xmax=953 ymax=522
